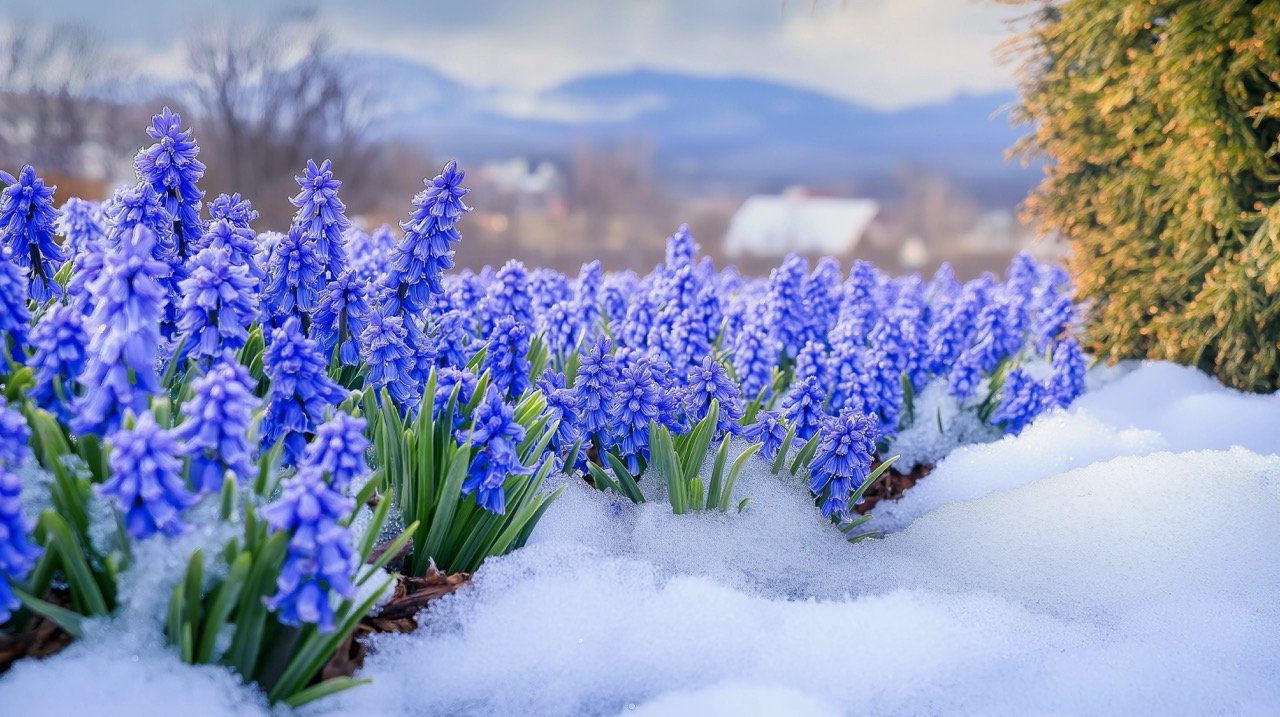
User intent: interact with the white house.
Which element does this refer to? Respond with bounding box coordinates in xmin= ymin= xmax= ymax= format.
xmin=723 ymin=191 xmax=879 ymax=258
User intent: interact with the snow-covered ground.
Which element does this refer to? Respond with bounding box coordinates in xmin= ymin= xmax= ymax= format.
xmin=3 ymin=361 xmax=1279 ymax=716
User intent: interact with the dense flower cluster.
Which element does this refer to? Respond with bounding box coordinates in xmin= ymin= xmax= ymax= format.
xmin=463 ymin=387 xmax=530 ymax=514
xmin=261 ymin=317 xmax=348 ymax=462
xmin=99 ymin=411 xmax=197 ymax=539
xmin=0 ymin=398 xmax=39 ymax=625
xmin=808 ymin=409 xmax=879 ymax=518
xmin=0 ymin=165 xmax=64 ymax=302
xmin=175 ymin=355 xmax=259 ymax=493
xmin=134 ymin=107 xmax=205 ymax=261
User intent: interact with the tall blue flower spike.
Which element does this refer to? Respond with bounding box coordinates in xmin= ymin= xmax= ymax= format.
xmin=290 ymin=159 xmax=350 ymax=282
xmin=29 ymin=304 xmax=88 ymax=421
xmin=462 ymin=387 xmax=530 ymax=515
xmin=384 ymin=161 xmax=470 ymax=316
xmin=134 ymin=107 xmax=205 ymax=262
xmin=0 ymin=165 xmax=64 ymax=302
xmin=0 ymin=399 xmax=39 ymax=625
xmin=809 ymin=408 xmax=879 ymax=519
xmin=73 ymin=224 xmax=169 ymax=436
xmin=99 ymin=411 xmax=198 ymax=539
xmin=260 ymin=316 xmax=348 ymax=462
xmin=174 ymin=354 xmax=259 ymax=493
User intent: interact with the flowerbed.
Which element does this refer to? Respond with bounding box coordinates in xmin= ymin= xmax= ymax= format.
xmin=0 ymin=108 xmax=1085 ymax=705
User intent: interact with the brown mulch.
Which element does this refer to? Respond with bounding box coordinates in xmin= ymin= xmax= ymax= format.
xmin=853 ymin=460 xmax=935 ymax=514
xmin=0 ymin=589 xmax=74 ymax=674
xmin=321 ymin=563 xmax=471 ymax=680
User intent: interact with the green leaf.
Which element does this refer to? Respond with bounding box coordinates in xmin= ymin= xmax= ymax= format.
xmin=790 ymin=432 xmax=821 ymax=476
xmin=14 ymin=586 xmax=85 ymax=639
xmin=283 ymin=677 xmax=373 ymax=708
xmin=38 ymin=510 xmax=108 ymax=616
xmin=196 ymin=551 xmax=251 ymax=664
xmin=771 ymin=423 xmax=797 ymax=475
xmin=603 ymin=451 xmax=645 ymax=504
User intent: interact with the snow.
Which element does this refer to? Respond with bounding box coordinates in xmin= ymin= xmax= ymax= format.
xmin=4 ymin=360 xmax=1279 ymax=716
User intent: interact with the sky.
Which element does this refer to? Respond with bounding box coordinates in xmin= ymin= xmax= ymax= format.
xmin=3 ymin=0 xmax=1025 ymax=110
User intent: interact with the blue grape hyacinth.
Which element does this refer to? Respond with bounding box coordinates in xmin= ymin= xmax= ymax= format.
xmin=0 ymin=399 xmax=39 ymax=626
xmin=176 ymin=246 xmax=259 ymax=364
xmin=361 ymin=308 xmax=420 ymax=407
xmin=261 ymin=316 xmax=349 ymax=462
xmin=782 ymin=374 xmax=827 ymax=442
xmin=29 ymin=303 xmax=89 ymax=421
xmin=300 ymin=413 xmax=370 ymax=492
xmin=611 ymin=351 xmax=682 ymax=473
xmin=0 ymin=248 xmax=30 ymax=356
xmin=263 ymin=225 xmax=325 ymax=322
xmin=0 ymin=165 xmax=64 ymax=302
xmin=482 ymin=316 xmax=531 ymax=400
xmin=73 ymin=225 xmax=170 ymax=436
xmin=743 ymin=409 xmax=790 ymax=462
xmin=684 ymin=355 xmax=743 ymax=435
xmin=174 ymin=354 xmax=259 ymax=493
xmin=260 ymin=465 xmax=356 ymax=632
xmin=99 ymin=411 xmax=198 ymax=539
xmin=134 ymin=107 xmax=206 ymax=260
xmin=991 ymin=368 xmax=1046 ymax=435
xmin=463 ymin=387 xmax=530 ymax=515
xmin=56 ymin=197 xmax=105 ymax=256
xmin=574 ymin=338 xmax=621 ymax=447
xmin=314 ymin=269 xmax=372 ymax=367
xmin=290 ymin=159 xmax=349 ymax=281
xmin=537 ymin=369 xmax=582 ymax=468
xmin=808 ymin=408 xmax=879 ymax=519
xmin=385 ymin=161 xmax=470 ymax=316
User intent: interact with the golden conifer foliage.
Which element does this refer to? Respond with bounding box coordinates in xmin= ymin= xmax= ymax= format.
xmin=1007 ymin=1 xmax=1280 ymax=391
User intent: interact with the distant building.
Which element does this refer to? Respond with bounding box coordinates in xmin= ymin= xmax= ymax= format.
xmin=723 ymin=190 xmax=879 ymax=258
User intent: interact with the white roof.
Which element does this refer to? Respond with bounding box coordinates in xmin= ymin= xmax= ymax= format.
xmin=723 ymin=195 xmax=879 ymax=258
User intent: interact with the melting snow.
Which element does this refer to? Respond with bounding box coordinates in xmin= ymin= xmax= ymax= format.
xmin=3 ymin=361 xmax=1278 ymax=716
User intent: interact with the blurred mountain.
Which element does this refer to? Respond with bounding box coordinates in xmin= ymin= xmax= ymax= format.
xmin=351 ymin=54 xmax=1032 ymax=204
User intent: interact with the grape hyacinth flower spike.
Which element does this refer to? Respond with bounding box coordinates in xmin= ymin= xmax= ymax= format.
xmin=0 ymin=165 xmax=64 ymax=302
xmin=99 ymin=411 xmax=198 ymax=539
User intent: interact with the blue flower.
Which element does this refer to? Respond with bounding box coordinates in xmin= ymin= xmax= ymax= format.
xmin=176 ymin=246 xmax=259 ymax=365
xmin=134 ymin=107 xmax=205 ymax=261
xmin=260 ymin=467 xmax=355 ymax=632
xmin=483 ymin=260 xmax=534 ymax=333
xmin=830 ymin=260 xmax=882 ymax=349
xmin=462 ymin=387 xmax=530 ymax=515
xmin=799 ymin=257 xmax=841 ymax=348
xmin=174 ymin=354 xmax=258 ymax=493
xmin=313 ymin=270 xmax=371 ymax=367
xmin=610 ymin=351 xmax=681 ymax=473
xmin=482 ymin=316 xmax=531 ymax=400
xmin=261 ymin=316 xmax=349 ymax=463
xmin=538 ymin=300 xmax=581 ymax=357
xmin=73 ymin=225 xmax=170 ymax=436
xmin=263 ymin=225 xmax=325 ymax=323
xmin=346 ymin=224 xmax=397 ymax=284
xmin=764 ymin=254 xmax=808 ymax=360
xmin=103 ymin=182 xmax=182 ymax=335
xmin=730 ymin=319 xmax=778 ymax=402
xmin=99 ymin=411 xmax=197 ymax=539
xmin=360 ymin=308 xmax=420 ymax=407
xmin=1044 ymin=337 xmax=1087 ymax=409
xmin=742 ymin=409 xmax=790 ymax=462
xmin=990 ymin=368 xmax=1046 ymax=434
xmin=0 ymin=248 xmax=30 ymax=357
xmin=290 ymin=159 xmax=349 ymax=282
xmin=0 ymin=399 xmax=38 ymax=626
xmin=384 ymin=161 xmax=470 ymax=316
xmin=782 ymin=374 xmax=827 ymax=442
xmin=574 ymin=338 xmax=621 ymax=445
xmin=433 ymin=367 xmax=479 ymax=426
xmin=0 ymin=165 xmax=64 ymax=302
xmin=432 ymin=309 xmax=473 ymax=369
xmin=28 ymin=304 xmax=88 ymax=421
xmin=0 ymin=398 xmax=31 ymax=475
xmin=793 ymin=340 xmax=831 ymax=387
xmin=664 ymin=224 xmax=698 ymax=269
xmin=208 ymin=192 xmax=258 ymax=228
xmin=1033 ymin=293 xmax=1075 ymax=353
xmin=199 ymin=213 xmax=264 ymax=285
xmin=684 ymin=355 xmax=743 ymax=435
xmin=808 ymin=409 xmax=878 ymax=519
xmin=574 ymin=260 xmax=603 ymax=339
xmin=537 ymin=369 xmax=581 ymax=467
xmin=301 ymin=413 xmax=370 ymax=493
xmin=56 ymin=197 xmax=105 ymax=256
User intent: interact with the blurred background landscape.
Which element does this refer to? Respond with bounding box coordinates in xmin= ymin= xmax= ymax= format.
xmin=0 ymin=0 xmax=1052 ymax=278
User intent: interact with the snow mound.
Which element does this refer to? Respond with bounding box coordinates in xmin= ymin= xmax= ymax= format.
xmin=4 ymin=361 xmax=1279 ymax=716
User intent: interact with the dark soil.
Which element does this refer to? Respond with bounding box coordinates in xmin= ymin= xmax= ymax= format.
xmin=0 ymin=589 xmax=74 ymax=674
xmin=854 ymin=460 xmax=935 ymax=514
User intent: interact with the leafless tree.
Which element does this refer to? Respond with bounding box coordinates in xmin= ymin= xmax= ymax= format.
xmin=0 ymin=21 xmax=134 ymax=179
xmin=185 ymin=18 xmax=375 ymax=226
